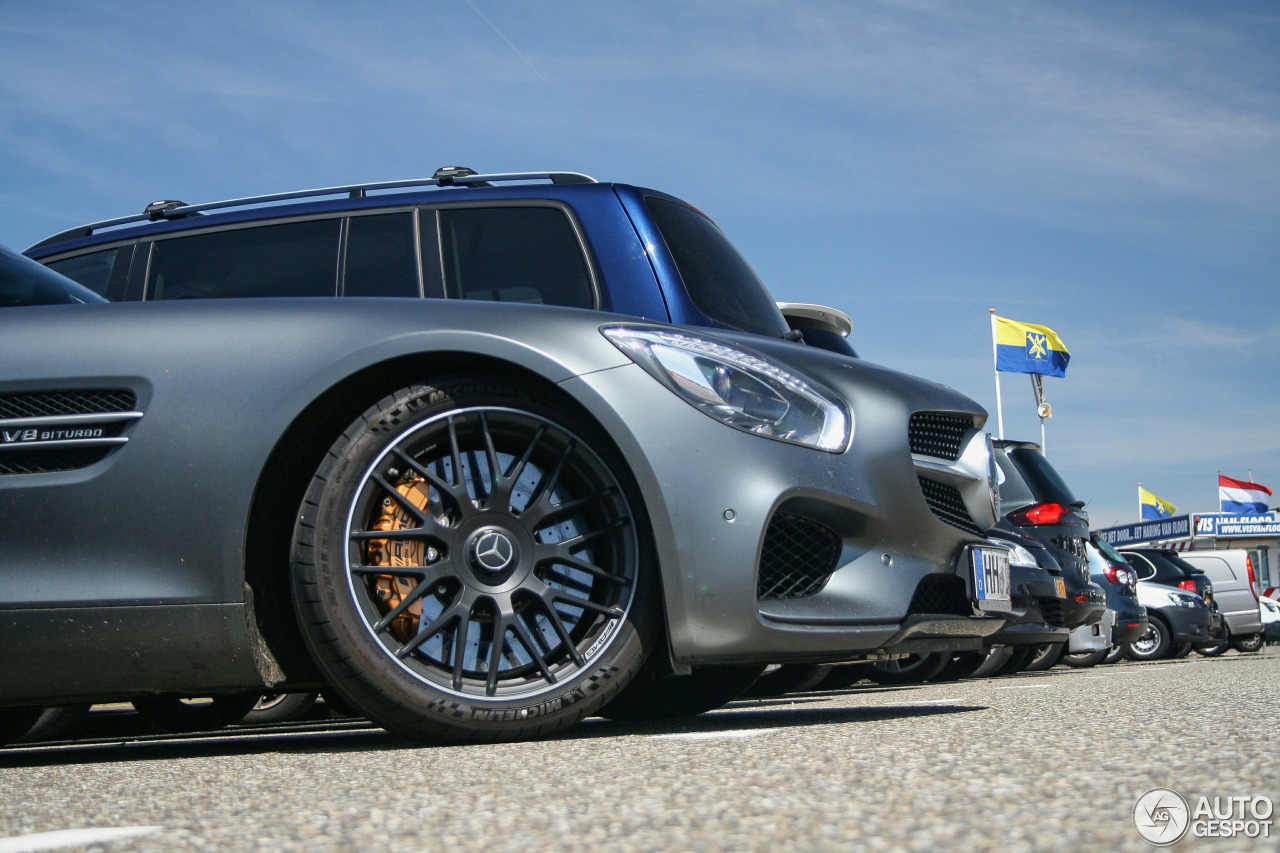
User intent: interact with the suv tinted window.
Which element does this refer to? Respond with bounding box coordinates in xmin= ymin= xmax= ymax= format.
xmin=344 ymin=212 xmax=420 ymax=297
xmin=438 ymin=207 xmax=593 ymax=308
xmin=45 ymin=247 xmax=128 ymax=299
xmin=993 ymin=447 xmax=1036 ymax=510
xmin=149 ymin=219 xmax=340 ymax=300
xmin=1006 ymin=446 xmax=1079 ymax=506
xmin=644 ymin=196 xmax=789 ymax=338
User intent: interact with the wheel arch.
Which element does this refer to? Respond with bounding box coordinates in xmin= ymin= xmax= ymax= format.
xmin=241 ymin=349 xmax=667 ymax=686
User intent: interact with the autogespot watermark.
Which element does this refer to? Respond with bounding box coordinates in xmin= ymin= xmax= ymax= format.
xmin=1133 ymin=787 xmax=1274 ymax=845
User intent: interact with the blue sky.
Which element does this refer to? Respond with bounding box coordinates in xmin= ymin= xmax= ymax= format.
xmin=3 ymin=1 xmax=1277 ymax=527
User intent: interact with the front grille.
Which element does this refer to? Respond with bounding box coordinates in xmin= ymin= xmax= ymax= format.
xmin=0 ymin=389 xmax=136 ymax=419
xmin=1038 ymin=596 xmax=1065 ymax=628
xmin=907 ymin=575 xmax=972 ymax=616
xmin=757 ymin=512 xmax=842 ymax=600
xmin=917 ymin=477 xmax=984 ymax=535
xmin=908 ymin=411 xmax=973 ymax=461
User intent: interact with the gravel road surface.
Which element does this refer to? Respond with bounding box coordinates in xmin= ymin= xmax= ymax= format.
xmin=2 ymin=652 xmax=1276 ymax=852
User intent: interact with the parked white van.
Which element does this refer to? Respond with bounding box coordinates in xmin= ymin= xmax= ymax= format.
xmin=1178 ymin=550 xmax=1264 ymax=653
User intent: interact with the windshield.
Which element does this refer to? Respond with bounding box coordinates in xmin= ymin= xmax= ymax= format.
xmin=644 ymin=196 xmax=790 ymax=338
xmin=1 ymin=245 xmax=107 ymax=307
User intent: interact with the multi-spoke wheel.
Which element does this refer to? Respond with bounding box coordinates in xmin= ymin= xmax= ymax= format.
xmin=1124 ymin=618 xmax=1170 ymax=661
xmin=1231 ymin=632 xmax=1264 ymax=654
xmin=291 ymin=377 xmax=656 ymax=743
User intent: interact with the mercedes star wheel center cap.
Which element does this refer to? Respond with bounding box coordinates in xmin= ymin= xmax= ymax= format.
xmin=470 ymin=528 xmax=517 ymax=575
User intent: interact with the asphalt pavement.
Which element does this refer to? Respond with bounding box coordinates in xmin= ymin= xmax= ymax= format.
xmin=1 ymin=652 xmax=1277 ymax=852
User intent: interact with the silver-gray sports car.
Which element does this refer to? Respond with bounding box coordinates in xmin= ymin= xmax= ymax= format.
xmin=2 ymin=205 xmax=1005 ymax=744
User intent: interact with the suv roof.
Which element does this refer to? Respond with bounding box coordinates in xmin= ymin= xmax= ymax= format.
xmin=27 ymin=167 xmax=598 ymax=252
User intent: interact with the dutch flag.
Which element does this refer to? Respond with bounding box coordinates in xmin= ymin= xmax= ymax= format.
xmin=1218 ymin=474 xmax=1273 ymax=515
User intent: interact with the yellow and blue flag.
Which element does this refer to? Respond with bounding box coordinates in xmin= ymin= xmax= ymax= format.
xmin=994 ymin=316 xmax=1070 ymax=378
xmin=1139 ymin=486 xmax=1176 ymax=520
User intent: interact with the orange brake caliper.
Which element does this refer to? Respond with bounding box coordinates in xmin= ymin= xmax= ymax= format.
xmin=366 ymin=474 xmax=436 ymax=643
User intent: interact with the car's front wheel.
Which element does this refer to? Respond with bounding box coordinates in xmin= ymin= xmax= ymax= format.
xmin=291 ymin=377 xmax=657 ymax=743
xmin=1124 ymin=618 xmax=1171 ymax=661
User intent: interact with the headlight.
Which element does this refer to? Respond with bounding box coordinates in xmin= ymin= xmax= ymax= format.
xmin=602 ymin=326 xmax=851 ymax=452
xmin=1166 ymin=591 xmax=1199 ymax=608
xmin=990 ymin=539 xmax=1037 ymax=568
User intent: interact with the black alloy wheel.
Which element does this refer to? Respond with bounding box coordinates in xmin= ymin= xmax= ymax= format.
xmin=1194 ymin=641 xmax=1229 ymax=657
xmin=1124 ymin=618 xmax=1171 ymax=661
xmin=291 ymin=378 xmax=656 ymax=743
xmin=1103 ymin=644 xmax=1125 ymax=664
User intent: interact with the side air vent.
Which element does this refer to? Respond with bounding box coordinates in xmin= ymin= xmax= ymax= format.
xmin=907 ymin=575 xmax=972 ymax=616
xmin=908 ymin=411 xmax=973 ymax=461
xmin=917 ymin=477 xmax=984 ymax=535
xmin=0 ymin=389 xmax=142 ymax=475
xmin=757 ymin=511 xmax=842 ymax=600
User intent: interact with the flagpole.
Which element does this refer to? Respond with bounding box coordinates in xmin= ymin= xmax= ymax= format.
xmin=1137 ymin=483 xmax=1141 ymax=522
xmin=989 ymin=309 xmax=1003 ymax=439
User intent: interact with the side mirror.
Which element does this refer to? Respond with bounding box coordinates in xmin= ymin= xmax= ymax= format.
xmin=776 ymin=302 xmax=857 ymax=357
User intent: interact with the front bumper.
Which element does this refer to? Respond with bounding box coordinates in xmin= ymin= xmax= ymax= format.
xmin=1158 ymin=603 xmax=1214 ymax=644
xmin=566 ymin=349 xmax=1004 ymax=664
xmin=986 ymin=566 xmax=1069 ymax=647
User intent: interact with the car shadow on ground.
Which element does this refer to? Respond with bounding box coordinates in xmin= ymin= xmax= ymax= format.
xmin=0 ymin=699 xmax=987 ymax=768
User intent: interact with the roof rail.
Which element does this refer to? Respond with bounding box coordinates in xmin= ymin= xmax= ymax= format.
xmin=27 ymin=169 xmax=598 ymax=251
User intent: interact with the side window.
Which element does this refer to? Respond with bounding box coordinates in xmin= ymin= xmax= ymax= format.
xmin=148 ymin=219 xmax=340 ymax=300
xmin=438 ymin=207 xmax=593 ymax=309
xmin=45 ymin=247 xmax=130 ymax=300
xmin=344 ymin=212 xmax=420 ymax=297
xmin=1125 ymin=554 xmax=1156 ymax=581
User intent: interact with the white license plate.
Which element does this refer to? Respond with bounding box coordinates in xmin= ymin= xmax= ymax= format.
xmin=971 ymin=546 xmax=1012 ymax=612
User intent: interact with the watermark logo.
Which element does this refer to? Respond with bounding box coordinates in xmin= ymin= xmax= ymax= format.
xmin=1134 ymin=788 xmax=1190 ymax=846
xmin=1134 ymin=788 xmax=1274 ymax=845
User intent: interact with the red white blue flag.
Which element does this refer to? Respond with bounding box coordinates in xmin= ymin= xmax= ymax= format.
xmin=1218 ymin=474 xmax=1273 ymax=515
